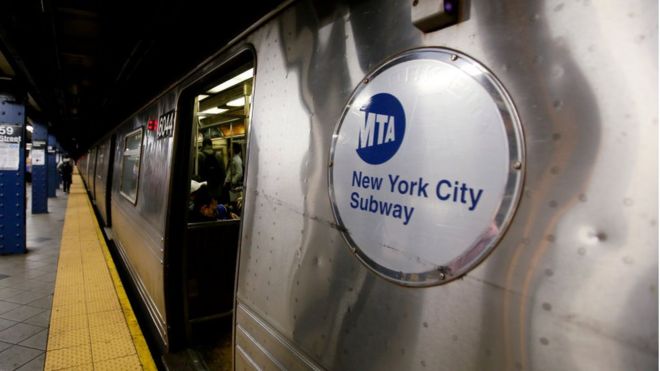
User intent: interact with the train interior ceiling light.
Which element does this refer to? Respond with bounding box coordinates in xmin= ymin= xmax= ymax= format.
xmin=195 ymin=67 xmax=253 ymax=136
xmin=207 ymin=68 xmax=254 ymax=94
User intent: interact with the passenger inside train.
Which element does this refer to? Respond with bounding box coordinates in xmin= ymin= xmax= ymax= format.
xmin=224 ymin=142 xmax=243 ymax=206
xmin=189 ymin=180 xmax=239 ymax=222
xmin=197 ymin=138 xmax=226 ymax=203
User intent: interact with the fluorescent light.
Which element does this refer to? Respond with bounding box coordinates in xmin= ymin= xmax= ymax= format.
xmin=26 ymin=125 xmax=33 ymax=133
xmin=226 ymin=97 xmax=245 ymax=107
xmin=198 ymin=107 xmax=228 ymax=115
xmin=198 ymin=94 xmax=209 ymax=101
xmin=207 ymin=68 xmax=253 ymax=94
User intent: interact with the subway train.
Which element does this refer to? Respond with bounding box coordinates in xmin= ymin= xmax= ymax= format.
xmin=77 ymin=1 xmax=657 ymax=370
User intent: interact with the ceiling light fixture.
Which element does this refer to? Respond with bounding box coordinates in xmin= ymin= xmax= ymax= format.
xmin=226 ymin=97 xmax=245 ymax=107
xmin=198 ymin=107 xmax=228 ymax=116
xmin=207 ymin=68 xmax=254 ymax=94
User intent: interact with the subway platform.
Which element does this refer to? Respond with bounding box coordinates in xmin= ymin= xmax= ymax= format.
xmin=0 ymin=175 xmax=156 ymax=370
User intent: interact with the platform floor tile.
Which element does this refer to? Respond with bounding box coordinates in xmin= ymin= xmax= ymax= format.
xmin=0 ymin=184 xmax=66 ymax=370
xmin=44 ymin=176 xmax=156 ymax=370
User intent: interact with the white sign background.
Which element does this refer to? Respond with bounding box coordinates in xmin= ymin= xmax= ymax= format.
xmin=330 ymin=50 xmax=523 ymax=285
xmin=32 ymin=149 xmax=46 ymax=166
xmin=0 ymin=143 xmax=20 ymax=171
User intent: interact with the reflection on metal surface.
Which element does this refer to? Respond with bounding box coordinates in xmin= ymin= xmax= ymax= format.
xmin=106 ymin=96 xmax=177 ymax=348
xmin=235 ymin=0 xmax=657 ymax=370
xmin=235 ymin=302 xmax=323 ymax=370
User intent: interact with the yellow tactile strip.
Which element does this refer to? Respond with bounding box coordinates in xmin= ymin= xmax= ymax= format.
xmin=45 ymin=175 xmax=157 ymax=370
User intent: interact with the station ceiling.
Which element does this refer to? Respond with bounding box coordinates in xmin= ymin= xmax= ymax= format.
xmin=0 ymin=0 xmax=286 ymax=156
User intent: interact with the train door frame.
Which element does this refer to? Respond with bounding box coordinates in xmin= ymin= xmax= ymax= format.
xmin=94 ymin=142 xmax=105 ymax=206
xmin=91 ymin=147 xmax=98 ymax=201
xmin=165 ymin=47 xmax=256 ymax=351
xmin=93 ymin=144 xmax=100 ymax=198
xmin=104 ymin=135 xmax=116 ymax=226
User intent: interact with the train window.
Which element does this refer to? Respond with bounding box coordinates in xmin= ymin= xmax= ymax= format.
xmin=96 ymin=143 xmax=105 ymax=180
xmin=119 ymin=128 xmax=144 ymax=204
xmin=188 ymin=65 xmax=252 ymax=223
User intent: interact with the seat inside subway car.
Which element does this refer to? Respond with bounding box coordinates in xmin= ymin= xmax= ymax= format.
xmin=0 ymin=1 xmax=657 ymax=370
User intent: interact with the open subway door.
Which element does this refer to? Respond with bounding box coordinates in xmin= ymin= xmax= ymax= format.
xmin=167 ymin=50 xmax=254 ymax=366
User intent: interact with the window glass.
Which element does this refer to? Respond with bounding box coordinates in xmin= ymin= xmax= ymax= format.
xmin=120 ymin=128 xmax=143 ymax=204
xmin=97 ymin=144 xmax=105 ymax=179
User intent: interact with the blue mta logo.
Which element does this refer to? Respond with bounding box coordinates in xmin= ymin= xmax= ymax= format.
xmin=356 ymin=93 xmax=406 ymax=165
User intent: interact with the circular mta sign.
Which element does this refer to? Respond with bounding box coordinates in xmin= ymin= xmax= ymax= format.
xmin=329 ymin=48 xmax=525 ymax=286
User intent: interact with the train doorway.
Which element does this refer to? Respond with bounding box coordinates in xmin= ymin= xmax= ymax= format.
xmin=167 ymin=51 xmax=254 ymax=369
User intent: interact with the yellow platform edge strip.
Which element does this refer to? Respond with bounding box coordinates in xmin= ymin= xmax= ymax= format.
xmin=84 ymin=194 xmax=158 ymax=371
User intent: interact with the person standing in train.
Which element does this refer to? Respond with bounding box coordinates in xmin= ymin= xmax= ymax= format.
xmin=198 ymin=138 xmax=226 ymax=202
xmin=224 ymin=142 xmax=243 ymax=205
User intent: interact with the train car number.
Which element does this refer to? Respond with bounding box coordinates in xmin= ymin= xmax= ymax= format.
xmin=157 ymin=110 xmax=175 ymax=139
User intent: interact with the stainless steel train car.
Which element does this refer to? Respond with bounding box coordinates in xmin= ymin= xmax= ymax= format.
xmin=77 ymin=1 xmax=658 ymax=369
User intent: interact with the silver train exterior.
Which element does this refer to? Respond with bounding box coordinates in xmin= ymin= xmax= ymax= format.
xmin=77 ymin=1 xmax=658 ymax=370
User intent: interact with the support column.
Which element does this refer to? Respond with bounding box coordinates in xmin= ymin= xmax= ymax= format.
xmin=0 ymin=93 xmax=26 ymax=254
xmin=31 ymin=122 xmax=48 ymax=214
xmin=47 ymin=134 xmax=57 ymax=197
